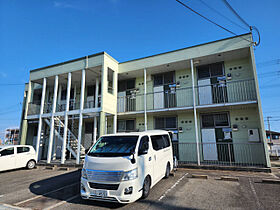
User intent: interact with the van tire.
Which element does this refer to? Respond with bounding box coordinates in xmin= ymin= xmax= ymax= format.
xmin=142 ymin=176 xmax=151 ymax=199
xmin=164 ymin=162 xmax=170 ymax=179
xmin=26 ymin=160 xmax=36 ymax=169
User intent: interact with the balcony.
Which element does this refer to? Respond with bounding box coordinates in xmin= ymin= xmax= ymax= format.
xmin=117 ymin=79 xmax=257 ymax=114
xmin=195 ymin=79 xmax=257 ymax=106
xmin=27 ymin=102 xmax=40 ymax=115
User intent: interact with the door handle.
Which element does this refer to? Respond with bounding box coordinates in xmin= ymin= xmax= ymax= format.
xmin=149 ymin=157 xmax=152 ymax=161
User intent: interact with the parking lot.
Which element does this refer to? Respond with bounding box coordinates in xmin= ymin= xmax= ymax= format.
xmin=0 ymin=167 xmax=280 ymax=210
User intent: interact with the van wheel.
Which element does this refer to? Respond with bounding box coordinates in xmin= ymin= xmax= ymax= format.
xmin=142 ymin=176 xmax=151 ymax=199
xmin=164 ymin=163 xmax=170 ymax=179
xmin=26 ymin=160 xmax=36 ymax=169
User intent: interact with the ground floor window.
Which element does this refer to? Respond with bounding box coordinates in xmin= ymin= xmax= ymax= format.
xmin=154 ymin=116 xmax=177 ymax=130
xmin=117 ymin=119 xmax=136 ymax=132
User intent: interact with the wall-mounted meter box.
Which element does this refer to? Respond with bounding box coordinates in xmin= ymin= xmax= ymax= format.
xmin=248 ymin=129 xmax=260 ymax=142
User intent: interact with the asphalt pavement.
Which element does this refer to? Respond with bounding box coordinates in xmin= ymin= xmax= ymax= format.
xmin=0 ymin=166 xmax=280 ymax=210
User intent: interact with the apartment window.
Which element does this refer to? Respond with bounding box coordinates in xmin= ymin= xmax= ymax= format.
xmin=61 ymin=89 xmax=67 ymax=100
xmin=201 ymin=113 xmax=230 ymax=128
xmin=107 ymin=68 xmax=114 ymax=94
xmin=33 ymin=89 xmax=42 ymax=105
xmin=197 ymin=62 xmax=224 ymax=79
xmin=155 ymin=116 xmax=177 ymax=130
xmin=153 ymin=72 xmax=175 ymax=86
xmin=118 ymin=79 xmax=135 ymax=92
xmin=87 ymin=86 xmax=94 ymax=97
xmin=117 ymin=119 xmax=135 ymax=132
xmin=85 ymin=122 xmax=93 ymax=134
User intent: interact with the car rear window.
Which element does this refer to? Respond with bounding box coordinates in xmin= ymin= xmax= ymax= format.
xmin=151 ymin=134 xmax=170 ymax=151
xmin=17 ymin=147 xmax=30 ymax=154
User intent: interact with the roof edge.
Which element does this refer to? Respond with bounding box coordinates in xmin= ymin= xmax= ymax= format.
xmin=119 ymin=33 xmax=252 ymax=64
xmin=30 ymin=51 xmax=105 ymax=72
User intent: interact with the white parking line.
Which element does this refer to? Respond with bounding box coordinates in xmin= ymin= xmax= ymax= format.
xmin=0 ymin=203 xmax=29 ymax=210
xmin=158 ymin=172 xmax=188 ymax=201
xmin=43 ymin=194 xmax=79 ymax=210
xmin=14 ymin=182 xmax=79 ymax=206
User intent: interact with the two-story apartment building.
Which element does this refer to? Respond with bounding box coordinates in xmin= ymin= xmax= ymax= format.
xmin=19 ymin=33 xmax=270 ymax=167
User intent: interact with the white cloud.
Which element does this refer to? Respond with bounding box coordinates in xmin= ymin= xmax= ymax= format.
xmin=0 ymin=72 xmax=7 ymax=78
xmin=53 ymin=1 xmax=76 ymax=9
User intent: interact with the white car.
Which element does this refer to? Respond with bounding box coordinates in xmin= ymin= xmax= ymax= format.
xmin=0 ymin=145 xmax=37 ymax=172
xmin=81 ymin=130 xmax=174 ymax=203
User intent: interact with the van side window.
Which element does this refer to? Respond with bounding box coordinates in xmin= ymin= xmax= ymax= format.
xmin=0 ymin=148 xmax=14 ymax=156
xmin=151 ymin=135 xmax=165 ymax=151
xmin=162 ymin=135 xmax=171 ymax=148
xmin=138 ymin=136 xmax=149 ymax=155
xmin=17 ymin=147 xmax=30 ymax=154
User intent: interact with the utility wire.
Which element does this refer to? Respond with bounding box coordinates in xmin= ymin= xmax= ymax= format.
xmin=221 ymin=0 xmax=250 ymax=28
xmin=174 ymin=0 xmax=253 ymax=44
xmin=0 ymin=83 xmax=25 ymax=86
xmin=198 ymin=0 xmax=248 ymax=31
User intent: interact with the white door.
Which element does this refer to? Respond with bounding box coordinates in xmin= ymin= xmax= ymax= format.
xmin=198 ymin=79 xmax=212 ymax=105
xmin=15 ymin=146 xmax=31 ymax=168
xmin=0 ymin=147 xmax=16 ymax=171
xmin=201 ymin=128 xmax=218 ymax=161
xmin=153 ymin=86 xmax=164 ymax=109
xmin=117 ymin=91 xmax=126 ymax=112
xmin=137 ymin=136 xmax=154 ymax=186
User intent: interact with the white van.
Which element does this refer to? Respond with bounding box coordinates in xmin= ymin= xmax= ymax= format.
xmin=81 ymin=130 xmax=174 ymax=203
xmin=0 ymin=145 xmax=37 ymax=172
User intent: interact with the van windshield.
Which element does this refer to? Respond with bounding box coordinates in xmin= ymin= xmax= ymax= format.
xmin=87 ymin=135 xmax=139 ymax=157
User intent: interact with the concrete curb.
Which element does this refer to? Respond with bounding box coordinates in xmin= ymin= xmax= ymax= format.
xmin=220 ymin=176 xmax=239 ymax=182
xmin=58 ymin=167 xmax=70 ymax=171
xmin=261 ymin=179 xmax=280 ymax=184
xmin=190 ymin=174 xmax=208 ymax=179
xmin=178 ymin=164 xmax=271 ymax=173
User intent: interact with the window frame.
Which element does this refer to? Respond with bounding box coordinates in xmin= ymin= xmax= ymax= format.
xmin=201 ymin=112 xmax=230 ymax=129
xmin=153 ymin=72 xmax=175 ymax=87
xmin=138 ymin=136 xmax=150 ymax=155
xmin=17 ymin=146 xmax=30 ymax=154
xmin=197 ymin=62 xmax=225 ymax=80
xmin=154 ymin=116 xmax=177 ymax=130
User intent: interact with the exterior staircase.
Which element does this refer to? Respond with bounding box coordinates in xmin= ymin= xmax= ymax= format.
xmin=44 ymin=117 xmax=86 ymax=160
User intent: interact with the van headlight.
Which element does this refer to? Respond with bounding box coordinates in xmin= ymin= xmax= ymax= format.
xmin=81 ymin=169 xmax=88 ymax=179
xmin=122 ymin=168 xmax=138 ymax=181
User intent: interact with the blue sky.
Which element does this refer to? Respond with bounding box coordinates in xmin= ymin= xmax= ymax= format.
xmin=0 ymin=0 xmax=279 ymax=140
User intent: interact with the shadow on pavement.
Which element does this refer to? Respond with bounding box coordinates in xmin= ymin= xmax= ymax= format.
xmin=28 ymin=169 xmax=123 ymax=208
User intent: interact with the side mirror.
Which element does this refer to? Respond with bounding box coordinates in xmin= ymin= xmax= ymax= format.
xmin=85 ymin=149 xmax=89 ymax=154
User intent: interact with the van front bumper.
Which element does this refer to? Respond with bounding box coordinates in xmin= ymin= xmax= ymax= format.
xmin=80 ymin=177 xmax=142 ymax=203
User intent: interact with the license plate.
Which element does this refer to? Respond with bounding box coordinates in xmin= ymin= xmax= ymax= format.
xmin=92 ymin=190 xmax=108 ymax=197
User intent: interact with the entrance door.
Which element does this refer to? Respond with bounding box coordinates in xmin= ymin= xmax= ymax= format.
xmin=154 ymin=86 xmax=164 ymax=109
xmin=198 ymin=79 xmax=212 ymax=105
xmin=201 ymin=128 xmax=218 ymax=161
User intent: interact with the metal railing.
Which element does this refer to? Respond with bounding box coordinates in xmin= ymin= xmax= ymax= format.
xmin=172 ymin=142 xmax=267 ymax=167
xmin=196 ymin=79 xmax=257 ymax=106
xmin=84 ymin=96 xmax=101 ymax=109
xmin=117 ymin=79 xmax=257 ymax=113
xmin=43 ymin=102 xmax=53 ymax=113
xmin=117 ymin=87 xmax=193 ymax=113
